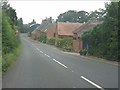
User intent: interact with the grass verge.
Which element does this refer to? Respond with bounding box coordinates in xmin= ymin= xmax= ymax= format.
xmin=0 ymin=55 xmax=2 ymax=78
xmin=2 ymin=43 xmax=23 ymax=74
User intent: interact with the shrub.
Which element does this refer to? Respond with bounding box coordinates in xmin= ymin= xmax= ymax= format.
xmin=79 ymin=49 xmax=87 ymax=56
xmin=56 ymin=38 xmax=64 ymax=48
xmin=47 ymin=38 xmax=56 ymax=45
xmin=38 ymin=33 xmax=47 ymax=43
xmin=56 ymin=37 xmax=73 ymax=51
xmin=62 ymin=37 xmax=73 ymax=51
xmin=79 ymin=49 xmax=83 ymax=55
xmin=63 ymin=45 xmax=73 ymax=52
xmin=83 ymin=49 xmax=87 ymax=56
xmin=2 ymin=44 xmax=22 ymax=72
xmin=62 ymin=37 xmax=72 ymax=48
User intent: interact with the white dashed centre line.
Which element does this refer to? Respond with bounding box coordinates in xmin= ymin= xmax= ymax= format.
xmin=34 ymin=45 xmax=67 ymax=69
xmin=46 ymin=54 xmax=50 ymax=58
xmin=40 ymin=51 xmax=43 ymax=53
xmin=44 ymin=54 xmax=47 ymax=55
xmin=44 ymin=54 xmax=50 ymax=58
xmin=53 ymin=59 xmax=68 ymax=69
xmin=81 ymin=76 xmax=105 ymax=90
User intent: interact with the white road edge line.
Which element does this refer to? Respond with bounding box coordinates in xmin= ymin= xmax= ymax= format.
xmin=81 ymin=76 xmax=105 ymax=90
xmin=53 ymin=59 xmax=68 ymax=69
xmin=36 ymin=48 xmax=39 ymax=51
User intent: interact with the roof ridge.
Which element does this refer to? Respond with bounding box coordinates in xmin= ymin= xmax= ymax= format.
xmin=73 ymin=20 xmax=100 ymax=33
xmin=57 ymin=22 xmax=83 ymax=24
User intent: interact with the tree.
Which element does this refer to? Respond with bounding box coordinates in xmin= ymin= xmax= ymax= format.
xmin=39 ymin=33 xmax=47 ymax=43
xmin=76 ymin=11 xmax=89 ymax=23
xmin=88 ymin=9 xmax=106 ymax=20
xmin=0 ymin=8 xmax=2 ymax=33
xmin=2 ymin=1 xmax=20 ymax=54
xmin=23 ymin=24 xmax=30 ymax=33
xmin=17 ymin=18 xmax=24 ymax=33
xmin=2 ymin=1 xmax=17 ymax=26
xmin=2 ymin=1 xmax=21 ymax=72
xmin=56 ymin=9 xmax=105 ymax=23
xmin=118 ymin=1 xmax=120 ymax=60
xmin=82 ymin=2 xmax=118 ymax=61
xmin=56 ymin=10 xmax=89 ymax=23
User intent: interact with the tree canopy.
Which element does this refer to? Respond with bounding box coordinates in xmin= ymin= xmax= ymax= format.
xmin=56 ymin=9 xmax=105 ymax=23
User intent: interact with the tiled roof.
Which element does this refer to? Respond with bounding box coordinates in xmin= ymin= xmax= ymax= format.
xmin=31 ymin=29 xmax=40 ymax=36
xmin=35 ymin=21 xmax=50 ymax=32
xmin=73 ymin=19 xmax=102 ymax=34
xmin=57 ymin=22 xmax=83 ymax=36
xmin=31 ymin=22 xmax=56 ymax=37
xmin=34 ymin=22 xmax=56 ymax=32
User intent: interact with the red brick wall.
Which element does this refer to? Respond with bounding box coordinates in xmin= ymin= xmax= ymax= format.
xmin=31 ymin=30 xmax=41 ymax=40
xmin=73 ymin=39 xmax=82 ymax=52
xmin=46 ymin=29 xmax=56 ymax=39
xmin=46 ymin=23 xmax=57 ymax=39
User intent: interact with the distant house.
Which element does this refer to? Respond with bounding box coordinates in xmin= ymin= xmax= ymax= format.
xmin=32 ymin=21 xmax=83 ymax=40
xmin=32 ymin=19 xmax=102 ymax=52
xmin=55 ymin=22 xmax=83 ymax=38
xmin=31 ymin=27 xmax=41 ymax=39
xmin=28 ymin=24 xmax=40 ymax=37
xmin=31 ymin=19 xmax=55 ymax=39
xmin=73 ymin=19 xmax=102 ymax=52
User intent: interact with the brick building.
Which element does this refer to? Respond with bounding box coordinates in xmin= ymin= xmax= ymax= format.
xmin=55 ymin=22 xmax=83 ymax=38
xmin=32 ymin=21 xmax=83 ymax=40
xmin=73 ymin=19 xmax=101 ymax=52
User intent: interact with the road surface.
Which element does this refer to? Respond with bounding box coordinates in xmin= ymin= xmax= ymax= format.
xmin=3 ymin=34 xmax=118 ymax=89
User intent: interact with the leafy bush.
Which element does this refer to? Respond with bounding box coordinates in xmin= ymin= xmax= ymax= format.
xmin=56 ymin=38 xmax=64 ymax=48
xmin=2 ymin=44 xmax=22 ymax=72
xmin=63 ymin=37 xmax=73 ymax=51
xmin=62 ymin=37 xmax=72 ymax=48
xmin=47 ymin=38 xmax=56 ymax=45
xmin=79 ymin=49 xmax=83 ymax=55
xmin=38 ymin=33 xmax=47 ymax=43
xmin=56 ymin=37 xmax=73 ymax=51
xmin=79 ymin=49 xmax=87 ymax=56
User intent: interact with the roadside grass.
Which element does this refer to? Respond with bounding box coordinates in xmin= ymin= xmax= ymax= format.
xmin=0 ymin=33 xmax=2 ymax=77
xmin=2 ymin=43 xmax=23 ymax=74
xmin=0 ymin=55 xmax=2 ymax=78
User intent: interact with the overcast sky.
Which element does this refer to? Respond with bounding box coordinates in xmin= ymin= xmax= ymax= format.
xmin=9 ymin=0 xmax=110 ymax=24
